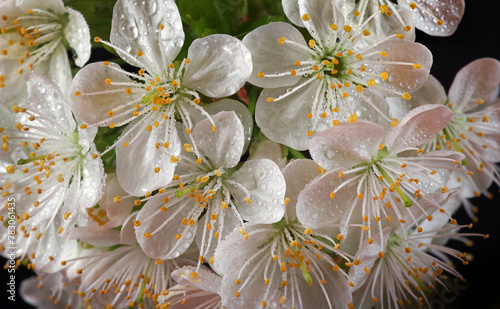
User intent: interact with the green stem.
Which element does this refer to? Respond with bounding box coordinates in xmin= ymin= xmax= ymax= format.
xmin=376 ymin=165 xmax=413 ymax=207
xmin=288 ymin=148 xmax=306 ymax=159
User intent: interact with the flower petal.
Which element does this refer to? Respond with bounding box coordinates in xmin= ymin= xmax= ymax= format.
xmin=403 ymin=0 xmax=464 ymax=36
xmin=387 ymin=75 xmax=447 ymax=120
xmin=24 ymin=72 xmax=76 ymax=132
xmin=361 ymin=40 xmax=432 ymax=95
xmin=228 ymin=159 xmax=286 ymax=224
xmin=110 ymin=0 xmax=184 ymax=74
xmin=282 ymin=0 xmax=303 ymax=27
xmin=135 ymin=194 xmax=197 ymax=259
xmin=255 ymin=78 xmax=322 ymax=150
xmin=242 ymin=21 xmax=311 ymax=88
xmin=16 ymin=0 xmax=66 ymax=14
xmin=449 ymin=58 xmax=500 ymax=112
xmin=46 ymin=45 xmax=72 ymax=97
xmin=282 ymin=159 xmax=321 ymax=222
xmin=116 ymin=117 xmax=180 ymax=196
xmin=298 ymin=0 xmax=343 ymax=47
xmin=69 ymin=62 xmax=143 ymax=126
xmin=203 ymin=99 xmax=253 ymax=153
xmin=348 ymin=228 xmax=391 ymax=291
xmin=192 ymin=111 xmax=244 ymax=168
xmin=385 ymin=104 xmax=454 ymax=152
xmin=65 ymin=8 xmax=91 ymax=67
xmin=309 ymin=121 xmax=385 ymax=170
xmin=172 ymin=265 xmax=222 ymax=295
xmin=249 ymin=139 xmax=288 ymax=170
xmin=183 ymin=34 xmax=252 ymax=98
xmin=296 ymin=168 xmax=357 ymax=228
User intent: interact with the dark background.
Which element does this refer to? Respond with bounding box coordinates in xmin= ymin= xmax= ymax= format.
xmin=2 ymin=0 xmax=499 ymax=308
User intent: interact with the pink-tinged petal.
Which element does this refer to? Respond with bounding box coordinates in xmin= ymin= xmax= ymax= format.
xmin=282 ymin=159 xmax=322 ymax=222
xmin=387 ymin=75 xmax=447 ymax=120
xmin=65 ymin=8 xmax=91 ymax=67
xmin=402 ymin=0 xmax=464 ymax=36
xmin=228 ymin=159 xmax=286 ymax=224
xmin=348 ymin=228 xmax=391 ymax=291
xmin=298 ymin=0 xmax=344 ymax=47
xmin=161 ymin=284 xmax=221 ymax=309
xmin=310 ymin=121 xmax=385 ymax=170
xmin=183 ymin=34 xmax=252 ymax=98
xmin=135 ymin=194 xmax=197 ymax=259
xmin=385 ymin=104 xmax=453 ymax=152
xmin=24 ymin=72 xmax=76 ymax=132
xmin=450 ymin=58 xmax=500 ymax=112
xmin=110 ymin=0 xmax=184 ymax=74
xmin=242 ymin=21 xmax=311 ymax=88
xmin=116 ymin=117 xmax=180 ymax=196
xmin=192 ymin=111 xmax=244 ymax=169
xmin=361 ymin=40 xmax=432 ymax=96
xmin=69 ymin=62 xmax=142 ymax=126
xmin=172 ymin=266 xmax=222 ymax=295
xmin=296 ymin=168 xmax=358 ymax=228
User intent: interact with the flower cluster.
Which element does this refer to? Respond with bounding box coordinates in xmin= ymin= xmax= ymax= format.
xmin=0 ymin=0 xmax=497 ymax=308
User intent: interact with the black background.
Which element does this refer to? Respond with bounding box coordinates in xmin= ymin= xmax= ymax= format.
xmin=2 ymin=0 xmax=500 ymax=308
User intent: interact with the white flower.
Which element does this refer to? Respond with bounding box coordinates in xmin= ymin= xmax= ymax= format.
xmin=133 ymin=111 xmax=286 ymax=265
xmin=0 ymin=72 xmax=105 ymax=237
xmin=244 ymin=0 xmax=432 ymax=150
xmin=21 ymin=272 xmax=82 ymax=309
xmin=213 ymin=159 xmax=353 ymax=309
xmin=67 ymin=212 xmax=196 ymax=309
xmin=68 ymin=0 xmax=252 ymax=196
xmin=0 ymin=0 xmax=90 ymax=105
xmin=348 ymin=200 xmax=484 ymax=309
xmin=388 ymin=58 xmax=500 ymax=219
xmin=296 ymin=105 xmax=465 ymax=254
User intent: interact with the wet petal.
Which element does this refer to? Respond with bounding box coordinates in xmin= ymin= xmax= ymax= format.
xmin=192 ymin=111 xmax=244 ymax=169
xmin=65 ymin=8 xmax=91 ymax=67
xmin=403 ymin=0 xmax=464 ymax=36
xmin=242 ymin=21 xmax=311 ymax=88
xmin=282 ymin=159 xmax=321 ymax=222
xmin=116 ymin=117 xmax=180 ymax=196
xmin=385 ymin=104 xmax=453 ymax=152
xmin=135 ymin=194 xmax=197 ymax=259
xmin=183 ymin=34 xmax=252 ymax=98
xmin=69 ymin=62 xmax=143 ymax=126
xmin=296 ymin=168 xmax=357 ymax=228
xmin=110 ymin=0 xmax=184 ymax=74
xmin=309 ymin=121 xmax=385 ymax=170
xmin=228 ymin=159 xmax=286 ymax=224
xmin=449 ymin=58 xmax=500 ymax=112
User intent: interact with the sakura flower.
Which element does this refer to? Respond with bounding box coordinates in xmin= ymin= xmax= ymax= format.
xmin=245 ymin=0 xmax=432 ymax=149
xmin=161 ymin=265 xmax=223 ymax=309
xmin=213 ymin=159 xmax=353 ymax=309
xmin=68 ymin=0 xmax=252 ymax=196
xmin=389 ymin=58 xmax=500 ymax=219
xmin=133 ymin=112 xmax=286 ymax=268
xmin=348 ymin=201 xmax=484 ymax=309
xmin=342 ymin=0 xmax=464 ymax=38
xmin=0 ymin=0 xmax=91 ymax=105
xmin=296 ymin=104 xmax=465 ymax=254
xmin=0 ymin=72 xmax=105 ymax=237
